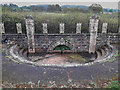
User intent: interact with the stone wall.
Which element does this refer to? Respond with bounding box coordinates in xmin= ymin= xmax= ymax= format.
xmin=2 ymin=33 xmax=120 ymax=53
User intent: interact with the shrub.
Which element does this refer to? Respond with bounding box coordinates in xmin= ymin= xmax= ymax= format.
xmin=2 ymin=12 xmax=118 ymax=34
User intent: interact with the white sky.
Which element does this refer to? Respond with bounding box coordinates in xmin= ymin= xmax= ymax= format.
xmin=1 ymin=0 xmax=120 ymax=9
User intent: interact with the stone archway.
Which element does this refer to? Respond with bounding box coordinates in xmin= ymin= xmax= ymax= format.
xmin=54 ymin=45 xmax=70 ymax=50
xmin=47 ymin=38 xmax=73 ymax=52
xmin=53 ymin=45 xmax=71 ymax=53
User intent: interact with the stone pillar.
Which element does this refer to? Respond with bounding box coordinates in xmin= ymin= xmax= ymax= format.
xmin=89 ymin=15 xmax=99 ymax=53
xmin=42 ymin=23 xmax=47 ymax=34
xmin=102 ymin=23 xmax=108 ymax=33
xmin=76 ymin=23 xmax=82 ymax=34
xmin=60 ymin=23 xmax=64 ymax=34
xmin=119 ymin=27 xmax=120 ymax=33
xmin=16 ymin=23 xmax=22 ymax=34
xmin=0 ymin=23 xmax=5 ymax=34
xmin=25 ymin=15 xmax=35 ymax=53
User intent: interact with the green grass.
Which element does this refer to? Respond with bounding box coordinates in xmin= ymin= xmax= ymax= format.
xmin=105 ymin=50 xmax=119 ymax=63
xmin=68 ymin=54 xmax=86 ymax=61
xmin=106 ymin=80 xmax=120 ymax=89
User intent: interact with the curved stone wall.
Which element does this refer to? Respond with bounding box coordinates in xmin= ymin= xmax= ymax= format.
xmin=8 ymin=43 xmax=117 ymax=67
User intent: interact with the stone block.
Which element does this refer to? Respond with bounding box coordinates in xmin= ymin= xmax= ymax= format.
xmin=60 ymin=23 xmax=64 ymax=34
xmin=16 ymin=23 xmax=22 ymax=34
xmin=76 ymin=23 xmax=82 ymax=34
xmin=102 ymin=23 xmax=108 ymax=33
xmin=0 ymin=23 xmax=5 ymax=34
xmin=42 ymin=23 xmax=47 ymax=34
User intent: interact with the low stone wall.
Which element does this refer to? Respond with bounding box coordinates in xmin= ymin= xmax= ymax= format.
xmin=2 ymin=33 xmax=120 ymax=53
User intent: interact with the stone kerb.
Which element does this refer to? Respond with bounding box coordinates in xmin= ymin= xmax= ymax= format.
xmin=9 ymin=44 xmax=117 ymax=67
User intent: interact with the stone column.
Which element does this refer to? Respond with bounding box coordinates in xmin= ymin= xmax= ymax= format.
xmin=16 ymin=23 xmax=22 ymax=34
xmin=102 ymin=23 xmax=108 ymax=33
xmin=89 ymin=15 xmax=99 ymax=53
xmin=25 ymin=15 xmax=35 ymax=53
xmin=60 ymin=23 xmax=64 ymax=34
xmin=0 ymin=23 xmax=5 ymax=34
xmin=42 ymin=23 xmax=47 ymax=34
xmin=119 ymin=27 xmax=120 ymax=33
xmin=76 ymin=23 xmax=82 ymax=34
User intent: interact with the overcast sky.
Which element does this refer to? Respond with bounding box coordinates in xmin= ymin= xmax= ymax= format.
xmin=1 ymin=0 xmax=120 ymax=9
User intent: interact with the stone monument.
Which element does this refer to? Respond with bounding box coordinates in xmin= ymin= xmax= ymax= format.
xmin=89 ymin=14 xmax=99 ymax=53
xmin=25 ymin=15 xmax=35 ymax=53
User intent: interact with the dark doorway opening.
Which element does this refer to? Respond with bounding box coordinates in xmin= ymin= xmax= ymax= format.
xmin=54 ymin=45 xmax=70 ymax=54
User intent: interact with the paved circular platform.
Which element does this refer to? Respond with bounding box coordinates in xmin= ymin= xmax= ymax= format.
xmin=2 ymin=44 xmax=119 ymax=87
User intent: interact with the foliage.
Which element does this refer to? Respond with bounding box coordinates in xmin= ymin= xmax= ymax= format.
xmin=68 ymin=54 xmax=86 ymax=61
xmin=107 ymin=80 xmax=120 ymax=89
xmin=2 ymin=11 xmax=118 ymax=34
xmin=1 ymin=4 xmax=62 ymax=12
xmin=47 ymin=4 xmax=61 ymax=12
xmin=88 ymin=4 xmax=103 ymax=14
xmin=105 ymin=50 xmax=119 ymax=63
xmin=62 ymin=8 xmax=89 ymax=13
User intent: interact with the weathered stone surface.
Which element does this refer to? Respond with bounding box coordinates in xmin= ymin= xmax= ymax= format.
xmin=16 ymin=23 xmax=22 ymax=34
xmin=76 ymin=23 xmax=82 ymax=34
xmin=2 ymin=33 xmax=119 ymax=53
xmin=60 ymin=23 xmax=64 ymax=34
xmin=42 ymin=23 xmax=47 ymax=34
xmin=26 ymin=15 xmax=35 ymax=53
xmin=0 ymin=23 xmax=5 ymax=34
xmin=2 ymin=14 xmax=120 ymax=54
xmin=118 ymin=27 xmax=120 ymax=33
xmin=102 ymin=23 xmax=108 ymax=33
xmin=89 ymin=15 xmax=99 ymax=53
